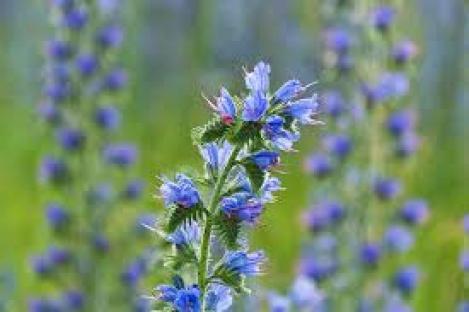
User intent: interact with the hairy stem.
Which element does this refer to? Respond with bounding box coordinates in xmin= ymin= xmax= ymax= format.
xmin=198 ymin=145 xmax=242 ymax=310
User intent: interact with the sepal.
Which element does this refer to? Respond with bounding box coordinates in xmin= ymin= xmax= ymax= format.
xmin=166 ymin=203 xmax=207 ymax=233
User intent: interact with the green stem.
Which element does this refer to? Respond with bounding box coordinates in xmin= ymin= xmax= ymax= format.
xmin=198 ymin=145 xmax=242 ymax=310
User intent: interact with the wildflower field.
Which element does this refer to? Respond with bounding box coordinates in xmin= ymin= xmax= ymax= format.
xmin=0 ymin=0 xmax=466 ymax=311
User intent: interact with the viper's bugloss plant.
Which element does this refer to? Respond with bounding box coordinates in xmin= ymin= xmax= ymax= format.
xmin=148 ymin=61 xmax=321 ymax=311
xmin=31 ymin=0 xmax=155 ymax=310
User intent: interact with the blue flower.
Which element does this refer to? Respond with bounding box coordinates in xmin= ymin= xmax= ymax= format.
xmin=45 ymin=203 xmax=69 ymax=230
xmin=96 ymin=24 xmax=124 ymax=49
xmin=103 ymin=68 xmax=127 ymax=91
xmin=359 ymin=243 xmax=381 ymax=266
xmin=30 ymin=255 xmax=52 ymax=276
xmin=173 ymin=286 xmax=201 ymax=312
xmin=205 ymin=284 xmax=233 ymax=312
xmin=216 ymin=87 xmax=237 ymax=125
xmin=47 ymin=246 xmax=71 ymax=266
xmin=289 ymin=275 xmax=323 ymax=309
xmin=324 ymin=28 xmax=351 ymax=54
xmin=392 ymin=40 xmax=418 ymax=64
xmin=222 ymin=250 xmax=265 ymax=277
xmin=372 ymin=5 xmax=395 ymax=32
xmin=273 ymin=80 xmax=307 ymax=103
xmin=200 ymin=142 xmax=233 ymax=174
xmin=460 ymin=250 xmax=469 ymax=272
xmin=303 ymin=200 xmax=345 ymax=233
xmin=262 ymin=116 xmax=299 ymax=151
xmin=304 ymin=153 xmax=333 ymax=178
xmin=62 ymin=290 xmax=85 ymax=310
xmin=399 ymin=199 xmax=429 ymax=225
xmin=44 ymin=82 xmax=70 ymax=103
xmin=121 ymin=259 xmax=146 ymax=287
xmin=63 ymin=8 xmax=88 ymax=30
xmin=76 ymin=53 xmax=99 ymax=77
xmin=299 ymin=256 xmax=337 ymax=282
xmin=322 ymin=90 xmax=345 ymax=118
xmin=39 ymin=156 xmax=69 ymax=184
xmin=46 ymin=64 xmax=71 ymax=82
xmin=322 ymin=134 xmax=352 ymax=158
xmin=103 ymin=143 xmax=137 ymax=167
xmin=123 ymin=179 xmax=144 ymax=200
xmin=56 ymin=128 xmax=85 ymax=151
xmin=134 ymin=213 xmax=157 ymax=234
xmin=458 ymin=301 xmax=469 ymax=312
xmin=396 ymin=132 xmax=420 ymax=158
xmin=87 ymin=183 xmax=113 ymax=205
xmin=167 ymin=223 xmax=201 ymax=247
xmin=245 ymin=61 xmax=270 ymax=93
xmin=92 ymin=234 xmax=110 ymax=253
xmin=38 ymin=102 xmax=61 ymax=124
xmin=156 ymin=285 xmax=178 ymax=303
xmin=28 ymin=298 xmax=61 ymax=312
xmin=373 ymin=178 xmax=401 ymax=200
xmin=45 ymin=39 xmax=73 ymax=60
xmin=387 ymin=110 xmax=415 ymax=137
xmin=377 ymin=72 xmax=409 ymax=99
xmin=160 ymin=174 xmax=201 ymax=208
xmin=242 ymin=90 xmax=269 ymax=121
xmin=220 ymin=192 xmax=263 ymax=223
xmin=383 ymin=225 xmax=414 ymax=253
xmin=260 ymin=176 xmax=282 ymax=203
xmin=284 ymin=95 xmax=320 ymax=125
xmin=267 ymin=292 xmax=290 ymax=312
xmin=393 ymin=266 xmax=420 ymax=295
xmin=251 ymin=150 xmax=280 ymax=171
xmin=95 ymin=105 xmax=120 ymax=130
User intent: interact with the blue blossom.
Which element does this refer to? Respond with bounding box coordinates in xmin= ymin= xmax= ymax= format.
xmin=383 ymin=225 xmax=414 ymax=253
xmin=45 ymin=203 xmax=69 ymax=230
xmin=383 ymin=296 xmax=412 ymax=312
xmin=245 ymin=61 xmax=270 ymax=93
xmin=262 ymin=116 xmax=299 ymax=151
xmin=372 ymin=5 xmax=395 ymax=31
xmin=200 ymin=142 xmax=233 ymax=174
xmin=38 ymin=102 xmax=61 ymax=124
xmin=87 ymin=183 xmax=113 ymax=205
xmin=304 ymin=153 xmax=333 ymax=178
xmin=399 ymin=199 xmax=429 ymax=225
xmin=28 ymin=298 xmax=61 ymax=312
xmin=299 ymin=256 xmax=337 ymax=282
xmin=76 ymin=53 xmax=99 ymax=77
xmin=92 ymin=234 xmax=110 ymax=253
xmin=160 ymin=174 xmax=201 ymax=208
xmin=44 ymin=82 xmax=70 ymax=103
xmin=220 ymin=192 xmax=263 ymax=223
xmin=222 ymin=250 xmax=265 ymax=277
xmin=460 ymin=250 xmax=469 ymax=272
xmin=123 ymin=179 xmax=144 ymax=200
xmin=273 ymin=80 xmax=306 ymax=103
xmin=289 ymin=275 xmax=323 ymax=309
xmin=121 ymin=259 xmax=146 ymax=287
xmin=134 ymin=213 xmax=157 ymax=234
xmin=56 ymin=128 xmax=85 ymax=151
xmin=96 ymin=24 xmax=124 ymax=49
xmin=216 ymin=87 xmax=237 ymax=125
xmin=378 ymin=72 xmax=409 ymax=99
xmin=285 ymin=95 xmax=320 ymax=125
xmin=322 ymin=134 xmax=352 ymax=158
xmin=95 ymin=105 xmax=120 ymax=130
xmin=47 ymin=246 xmax=71 ymax=266
xmin=322 ymin=90 xmax=345 ymax=118
xmin=173 ymin=286 xmax=201 ymax=312
xmin=373 ymin=177 xmax=401 ymax=201
xmin=392 ymin=40 xmax=418 ymax=64
xmin=167 ymin=223 xmax=201 ymax=247
xmin=103 ymin=68 xmax=127 ymax=91
xmin=46 ymin=64 xmax=70 ymax=82
xmin=324 ymin=28 xmax=351 ymax=54
xmin=393 ymin=266 xmax=420 ymax=295
xmin=30 ymin=255 xmax=52 ymax=276
xmin=39 ymin=156 xmax=69 ymax=184
xmin=259 ymin=176 xmax=282 ymax=203
xmin=359 ymin=242 xmax=381 ymax=266
xmin=103 ymin=143 xmax=137 ymax=167
xmin=45 ymin=39 xmax=73 ymax=60
xmin=63 ymin=8 xmax=88 ymax=30
xmin=242 ymin=90 xmax=268 ymax=121
xmin=51 ymin=0 xmax=75 ymax=12
xmin=251 ymin=150 xmax=280 ymax=171
xmin=458 ymin=301 xmax=469 ymax=312
xmin=205 ymin=284 xmax=233 ymax=312
xmin=387 ymin=110 xmax=415 ymax=137
xmin=267 ymin=292 xmax=290 ymax=312
xmin=396 ymin=131 xmax=420 ymax=158
xmin=62 ymin=290 xmax=85 ymax=310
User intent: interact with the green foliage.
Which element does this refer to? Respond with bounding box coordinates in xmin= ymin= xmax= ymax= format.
xmin=227 ymin=121 xmax=262 ymax=146
xmin=241 ymin=159 xmax=266 ymax=192
xmin=164 ymin=246 xmax=198 ymax=270
xmin=192 ymin=117 xmax=229 ymax=145
xmin=212 ymin=214 xmax=242 ymax=250
xmin=166 ymin=203 xmax=207 ymax=233
xmin=211 ymin=266 xmax=246 ymax=294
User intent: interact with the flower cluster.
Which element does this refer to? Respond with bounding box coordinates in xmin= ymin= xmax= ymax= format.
xmin=149 ymin=61 xmax=321 ymax=311
xmin=294 ymin=3 xmax=428 ymax=311
xmin=31 ymin=0 xmax=153 ymax=310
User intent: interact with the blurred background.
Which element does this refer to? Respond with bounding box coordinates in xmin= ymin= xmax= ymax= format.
xmin=0 ymin=0 xmax=466 ymax=310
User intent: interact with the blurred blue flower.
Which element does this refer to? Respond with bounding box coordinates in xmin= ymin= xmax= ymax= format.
xmin=222 ymin=250 xmax=265 ymax=277
xmin=387 ymin=110 xmax=416 ymax=137
xmin=76 ymin=53 xmax=99 ymax=77
xmin=399 ymin=199 xmax=429 ymax=225
xmin=160 ymin=174 xmax=201 ymax=208
xmin=372 ymin=5 xmax=395 ymax=32
xmin=45 ymin=39 xmax=73 ymax=60
xmin=267 ymin=292 xmax=290 ymax=312
xmin=304 ymin=153 xmax=333 ymax=178
xmin=205 ymin=284 xmax=233 ymax=312
xmin=322 ymin=90 xmax=345 ymax=118
xmin=96 ymin=24 xmax=124 ymax=49
xmin=464 ymin=214 xmax=469 ymax=234
xmin=322 ymin=134 xmax=352 ymax=158
xmin=393 ymin=266 xmax=420 ymax=295
xmin=299 ymin=256 xmax=337 ymax=282
xmin=373 ymin=178 xmax=401 ymax=201
xmin=62 ymin=290 xmax=85 ymax=310
xmin=56 ymin=128 xmax=85 ymax=151
xmin=324 ymin=28 xmax=351 ymax=54
xmin=396 ymin=131 xmax=420 ymax=158
xmin=359 ymin=242 xmax=381 ymax=266
xmin=458 ymin=301 xmax=469 ymax=312
xmin=38 ymin=102 xmax=61 ymax=125
xmin=30 ymin=255 xmax=52 ymax=276
xmin=45 ymin=203 xmax=69 ymax=230
xmin=460 ymin=250 xmax=469 ymax=272
xmin=289 ymin=275 xmax=323 ymax=309
xmin=39 ymin=156 xmax=69 ymax=184
xmin=44 ymin=82 xmax=70 ymax=103
xmin=103 ymin=68 xmax=127 ymax=91
xmin=123 ymin=179 xmax=144 ymax=200
xmin=95 ymin=105 xmax=120 ymax=130
xmin=103 ymin=143 xmax=137 ymax=167
xmin=63 ymin=8 xmax=88 ymax=30
xmin=392 ymin=40 xmax=418 ymax=64
xmin=384 ymin=225 xmax=414 ymax=253
xmin=47 ymin=246 xmax=71 ymax=266
xmin=92 ymin=234 xmax=110 ymax=253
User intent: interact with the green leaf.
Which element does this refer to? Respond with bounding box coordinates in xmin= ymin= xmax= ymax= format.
xmin=192 ymin=117 xmax=229 ymax=145
xmin=212 ymin=213 xmax=242 ymax=250
xmin=166 ymin=203 xmax=206 ymax=233
xmin=241 ymin=159 xmax=266 ymax=192
xmin=164 ymin=246 xmax=198 ymax=270
xmin=211 ymin=266 xmax=247 ymax=294
xmin=227 ymin=121 xmax=262 ymax=145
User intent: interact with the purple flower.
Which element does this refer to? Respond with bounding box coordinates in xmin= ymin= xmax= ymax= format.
xmin=93 ymin=234 xmax=110 ymax=253
xmin=28 ymin=298 xmax=61 ymax=312
xmin=251 ymin=150 xmax=280 ymax=171
xmin=322 ymin=90 xmax=345 ymax=118
xmin=222 ymin=250 xmax=265 ymax=277
xmin=304 ymin=153 xmax=333 ymax=178
xmin=39 ymin=156 xmax=69 ymax=184
xmin=44 ymin=82 xmax=70 ymax=103
xmin=387 ymin=110 xmax=416 ymax=137
xmin=273 ymin=80 xmax=307 ymax=103
xmin=63 ymin=8 xmax=88 ymax=30
xmin=45 ymin=203 xmax=69 ymax=230
xmin=242 ymin=90 xmax=269 ymax=121
xmin=220 ymin=192 xmax=264 ymax=224
xmin=173 ymin=286 xmax=201 ymax=312
xmin=267 ymin=293 xmax=290 ymax=312
xmin=299 ymin=256 xmax=337 ymax=282
xmin=95 ymin=105 xmax=120 ymax=130
xmin=372 ymin=6 xmax=395 ymax=31
xmin=216 ymin=87 xmax=237 ymax=125
xmin=322 ymin=134 xmax=352 ymax=158
xmin=284 ymin=95 xmax=320 ymax=125
xmin=103 ymin=68 xmax=127 ymax=91
xmin=393 ymin=266 xmax=420 ymax=295
xmin=205 ymin=284 xmax=233 ymax=312
xmin=303 ymin=201 xmax=344 ymax=232
xmin=157 ymin=285 xmax=179 ymax=303
xmin=373 ymin=178 xmax=401 ymax=200
xmin=396 ymin=131 xmax=420 ymax=158
xmin=200 ymin=142 xmax=233 ymax=174
xmin=30 ymin=255 xmax=52 ymax=276
xmin=460 ymin=250 xmax=469 ymax=272
xmin=96 ymin=24 xmax=124 ymax=49
xmin=289 ymin=275 xmax=324 ymax=309
xmin=262 ymin=115 xmax=299 ymax=151
xmin=245 ymin=61 xmax=270 ymax=93
xmin=392 ymin=40 xmax=418 ymax=64
xmin=160 ymin=174 xmax=201 ymax=208
xmin=134 ymin=213 xmax=157 ymax=234
xmin=167 ymin=223 xmax=201 ymax=247
xmin=399 ymin=199 xmax=429 ymax=225
xmin=38 ymin=102 xmax=61 ymax=124
xmin=62 ymin=290 xmax=85 ymax=310
xmin=123 ymin=179 xmax=144 ymax=199
xmin=121 ymin=259 xmax=146 ymax=287
xmin=76 ymin=53 xmax=99 ymax=76
xmin=56 ymin=128 xmax=85 ymax=151
xmin=324 ymin=28 xmax=351 ymax=54
xmin=103 ymin=143 xmax=137 ymax=167
xmin=47 ymin=246 xmax=71 ymax=265
xmin=359 ymin=243 xmax=381 ymax=266
xmin=383 ymin=225 xmax=414 ymax=253
xmin=45 ymin=39 xmax=73 ymax=60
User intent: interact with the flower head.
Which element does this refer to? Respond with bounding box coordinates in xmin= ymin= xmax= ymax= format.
xmin=267 ymin=292 xmax=290 ymax=312
xmin=160 ymin=174 xmax=201 ymax=208
xmin=322 ymin=134 xmax=352 ymax=158
xmin=322 ymin=90 xmax=345 ymax=118
xmin=242 ymin=90 xmax=269 ymax=121
xmin=45 ymin=203 xmax=70 ymax=230
xmin=39 ymin=156 xmax=69 ymax=184
xmin=220 ymin=192 xmax=264 ymax=223
xmin=103 ymin=68 xmax=127 ymax=91
xmin=76 ymin=53 xmax=99 ymax=77
xmin=393 ymin=266 xmax=420 ymax=295
xmin=45 ymin=39 xmax=73 ymax=60
xmin=38 ymin=102 xmax=61 ymax=125
xmin=245 ymin=61 xmax=270 ymax=93
xmin=460 ymin=250 xmax=469 ymax=272
xmin=251 ymin=150 xmax=280 ymax=171
xmin=372 ymin=5 xmax=395 ymax=32
xmin=56 ymin=128 xmax=86 ymax=151
xmin=373 ymin=177 xmax=401 ymax=201
xmin=284 ymin=95 xmax=320 ymax=125
xmin=216 ymin=88 xmax=237 ymax=125
xmin=387 ymin=110 xmax=416 ymax=137
xmin=63 ymin=8 xmax=88 ymax=30
xmin=399 ymin=199 xmax=429 ymax=225
xmin=273 ymin=80 xmax=307 ymax=103
xmin=103 ymin=143 xmax=137 ymax=167
xmin=396 ymin=131 xmax=420 ymax=158
xmin=304 ymin=153 xmax=333 ymax=178
xmin=95 ymin=105 xmax=120 ymax=130
xmin=96 ymin=24 xmax=124 ymax=49
xmin=263 ymin=115 xmax=299 ymax=151
xmin=359 ymin=242 xmax=381 ymax=266
xmin=392 ymin=40 xmax=418 ymax=64
xmin=205 ymin=284 xmax=233 ymax=312
xmin=62 ymin=290 xmax=85 ymax=310
xmin=167 ymin=223 xmax=201 ymax=247
xmin=289 ymin=275 xmax=324 ymax=309
xmin=383 ymin=225 xmax=414 ymax=253
xmin=324 ymin=28 xmax=351 ymax=54
xmin=222 ymin=250 xmax=265 ymax=277
xmin=123 ymin=179 xmax=144 ymax=200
